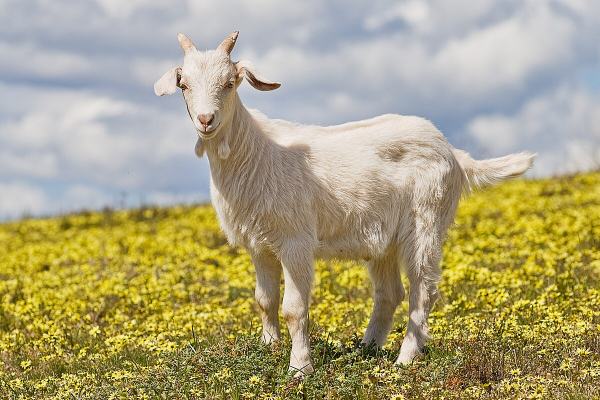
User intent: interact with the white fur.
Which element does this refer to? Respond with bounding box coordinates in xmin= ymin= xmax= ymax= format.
xmin=156 ymin=33 xmax=535 ymax=376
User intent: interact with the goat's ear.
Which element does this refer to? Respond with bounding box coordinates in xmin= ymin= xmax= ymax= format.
xmin=154 ymin=67 xmax=181 ymax=96
xmin=235 ymin=61 xmax=280 ymax=91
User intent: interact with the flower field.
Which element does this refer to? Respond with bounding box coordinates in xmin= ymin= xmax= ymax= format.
xmin=1 ymin=172 xmax=599 ymax=399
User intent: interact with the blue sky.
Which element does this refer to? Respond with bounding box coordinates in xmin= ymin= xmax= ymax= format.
xmin=1 ymin=0 xmax=599 ymax=219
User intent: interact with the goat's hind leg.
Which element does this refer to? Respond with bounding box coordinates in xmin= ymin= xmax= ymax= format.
xmin=362 ymin=253 xmax=405 ymax=347
xmin=396 ymin=209 xmax=444 ymax=365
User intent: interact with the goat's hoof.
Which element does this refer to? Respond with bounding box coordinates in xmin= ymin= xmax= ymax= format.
xmin=261 ymin=334 xmax=280 ymax=345
xmin=359 ymin=339 xmax=382 ymax=351
xmin=395 ymin=348 xmax=423 ymax=366
xmin=288 ymin=363 xmax=314 ymax=378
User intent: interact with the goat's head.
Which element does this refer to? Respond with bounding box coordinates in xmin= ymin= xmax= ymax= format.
xmin=154 ymin=32 xmax=280 ymax=142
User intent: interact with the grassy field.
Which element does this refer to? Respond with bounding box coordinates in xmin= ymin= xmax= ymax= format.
xmin=0 ymin=173 xmax=599 ymax=399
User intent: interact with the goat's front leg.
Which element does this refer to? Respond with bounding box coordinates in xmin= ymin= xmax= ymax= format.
xmin=252 ymin=251 xmax=282 ymax=344
xmin=280 ymin=247 xmax=315 ymax=377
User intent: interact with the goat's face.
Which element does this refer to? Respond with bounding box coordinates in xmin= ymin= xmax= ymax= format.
xmin=154 ymin=32 xmax=280 ymax=141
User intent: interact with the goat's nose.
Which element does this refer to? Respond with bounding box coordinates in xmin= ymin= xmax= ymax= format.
xmin=199 ymin=113 xmax=214 ymax=127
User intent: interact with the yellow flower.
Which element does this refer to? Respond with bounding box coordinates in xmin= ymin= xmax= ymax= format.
xmin=20 ymin=360 xmax=32 ymax=370
xmin=248 ymin=375 xmax=261 ymax=386
xmin=0 ymin=172 xmax=599 ymax=397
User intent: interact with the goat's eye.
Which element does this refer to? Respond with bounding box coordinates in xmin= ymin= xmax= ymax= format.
xmin=179 ymin=82 xmax=189 ymax=91
xmin=225 ymin=80 xmax=235 ymax=89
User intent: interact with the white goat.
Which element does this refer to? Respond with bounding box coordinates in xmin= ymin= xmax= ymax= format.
xmin=155 ymin=32 xmax=535 ymax=376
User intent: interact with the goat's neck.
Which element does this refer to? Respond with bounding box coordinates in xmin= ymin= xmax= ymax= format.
xmin=205 ymin=96 xmax=272 ymax=190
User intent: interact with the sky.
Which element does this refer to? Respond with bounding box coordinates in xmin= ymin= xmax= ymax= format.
xmin=1 ymin=0 xmax=599 ymax=219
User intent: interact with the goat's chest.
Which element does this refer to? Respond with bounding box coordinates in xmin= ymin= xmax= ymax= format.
xmin=209 ymin=177 xmax=315 ymax=252
xmin=209 ymin=182 xmax=273 ymax=250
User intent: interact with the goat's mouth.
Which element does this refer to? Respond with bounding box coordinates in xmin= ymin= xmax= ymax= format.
xmin=197 ymin=123 xmax=220 ymax=139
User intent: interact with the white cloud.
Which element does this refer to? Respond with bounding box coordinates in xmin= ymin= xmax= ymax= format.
xmin=0 ymin=40 xmax=92 ymax=80
xmin=0 ymin=151 xmax=58 ymax=178
xmin=432 ymin=2 xmax=575 ymax=96
xmin=94 ymin=0 xmax=168 ymax=19
xmin=1 ymin=88 xmax=137 ymax=180
xmin=365 ymin=0 xmax=504 ymax=37
xmin=0 ymin=182 xmax=48 ymax=218
xmin=60 ymin=185 xmax=112 ymax=211
xmin=364 ymin=1 xmax=431 ymax=31
xmin=0 ymin=82 xmax=198 ymax=188
xmin=240 ymin=0 xmax=585 ymax=125
xmin=131 ymin=57 xmax=180 ymax=87
xmin=467 ymin=85 xmax=600 ymax=175
xmin=145 ymin=190 xmax=207 ymax=206
xmin=1 ymin=0 xmax=600 ymax=218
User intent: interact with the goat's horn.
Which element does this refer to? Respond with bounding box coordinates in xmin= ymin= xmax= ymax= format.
xmin=217 ymin=31 xmax=239 ymax=55
xmin=177 ymin=33 xmax=196 ymax=54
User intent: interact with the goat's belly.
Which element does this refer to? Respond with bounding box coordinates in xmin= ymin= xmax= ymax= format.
xmin=315 ymin=216 xmax=395 ymax=261
xmin=315 ymin=238 xmax=373 ymax=261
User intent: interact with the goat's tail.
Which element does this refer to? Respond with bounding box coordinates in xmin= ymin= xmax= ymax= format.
xmin=452 ymin=148 xmax=536 ymax=189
